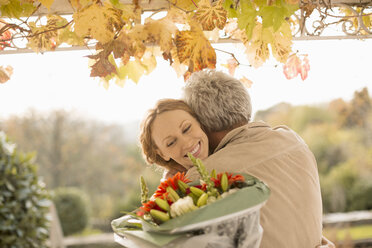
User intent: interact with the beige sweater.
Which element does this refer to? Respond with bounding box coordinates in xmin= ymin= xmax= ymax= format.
xmin=186 ymin=122 xmax=323 ymax=248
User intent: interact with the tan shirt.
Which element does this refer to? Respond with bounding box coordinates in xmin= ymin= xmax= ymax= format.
xmin=186 ymin=122 xmax=323 ymax=248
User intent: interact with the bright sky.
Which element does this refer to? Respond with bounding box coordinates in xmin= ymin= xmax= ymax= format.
xmin=1 ymin=39 xmax=371 ymax=125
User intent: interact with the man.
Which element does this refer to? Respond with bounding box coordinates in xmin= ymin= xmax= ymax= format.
xmin=183 ymin=70 xmax=331 ymax=248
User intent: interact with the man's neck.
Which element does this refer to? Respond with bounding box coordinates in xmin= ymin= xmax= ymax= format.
xmin=207 ymin=122 xmax=247 ymax=152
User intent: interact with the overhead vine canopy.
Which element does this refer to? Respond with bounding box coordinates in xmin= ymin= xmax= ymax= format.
xmin=0 ymin=0 xmax=371 ymax=87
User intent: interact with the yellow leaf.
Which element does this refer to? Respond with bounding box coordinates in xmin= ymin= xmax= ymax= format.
xmin=143 ymin=18 xmax=177 ymax=55
xmin=70 ymin=0 xmax=92 ymax=10
xmin=0 ymin=65 xmax=13 ymax=84
xmin=170 ymin=47 xmax=188 ymax=78
xmin=114 ymin=3 xmax=141 ymax=23
xmin=194 ymin=0 xmax=227 ymax=31
xmin=239 ymin=76 xmax=253 ymax=88
xmin=141 ymin=50 xmax=157 ymax=75
xmin=165 ymin=7 xmax=188 ymax=24
xmin=73 ymin=2 xmax=123 ymax=44
xmin=175 ymin=23 xmax=216 ymax=75
xmin=169 ymin=0 xmax=199 ymax=11
xmin=270 ymin=23 xmax=292 ymax=63
xmin=117 ymin=60 xmax=146 ymax=84
xmin=203 ymin=27 xmax=220 ymax=42
xmin=0 ymin=0 xmax=10 ymax=4
xmin=243 ymin=23 xmax=270 ymax=68
xmin=27 ymin=15 xmax=63 ymax=53
xmin=39 ymin=0 xmax=54 ymax=10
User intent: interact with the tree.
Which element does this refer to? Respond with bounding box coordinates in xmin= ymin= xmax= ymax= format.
xmin=337 ymin=87 xmax=372 ymax=128
xmin=1 ymin=109 xmax=162 ymax=219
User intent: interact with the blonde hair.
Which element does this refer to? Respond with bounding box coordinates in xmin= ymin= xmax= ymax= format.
xmin=139 ymin=99 xmax=199 ymax=172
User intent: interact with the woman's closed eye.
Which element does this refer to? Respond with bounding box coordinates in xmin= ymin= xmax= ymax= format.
xmin=182 ymin=124 xmax=191 ymax=133
xmin=167 ymin=139 xmax=176 ymax=147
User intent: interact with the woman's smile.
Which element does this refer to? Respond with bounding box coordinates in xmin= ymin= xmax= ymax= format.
xmin=151 ymin=110 xmax=209 ymax=168
xmin=185 ymin=142 xmax=201 ymax=157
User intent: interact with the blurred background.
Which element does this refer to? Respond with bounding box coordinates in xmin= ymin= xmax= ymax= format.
xmin=1 ymin=38 xmax=372 ymax=247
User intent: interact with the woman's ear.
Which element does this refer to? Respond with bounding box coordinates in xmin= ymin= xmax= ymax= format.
xmin=156 ymin=149 xmax=170 ymax=161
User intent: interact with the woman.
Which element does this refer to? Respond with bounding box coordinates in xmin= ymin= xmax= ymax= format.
xmin=140 ymin=98 xmax=209 ymax=179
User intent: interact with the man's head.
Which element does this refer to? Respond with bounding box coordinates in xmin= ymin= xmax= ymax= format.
xmin=183 ymin=69 xmax=252 ymax=133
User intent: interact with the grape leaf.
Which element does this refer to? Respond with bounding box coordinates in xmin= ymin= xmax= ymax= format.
xmin=114 ymin=27 xmax=146 ymax=60
xmin=0 ymin=0 xmax=35 ymax=18
xmin=0 ymin=22 xmax=12 ymax=50
xmin=222 ymin=0 xmax=238 ymax=18
xmin=175 ymin=22 xmax=216 ymax=77
xmin=73 ymin=2 xmax=123 ymax=44
xmin=116 ymin=59 xmax=146 ymax=84
xmin=283 ymin=54 xmax=310 ymax=80
xmin=166 ymin=7 xmax=188 ymax=24
xmin=193 ymin=0 xmax=227 ymax=31
xmin=240 ymin=76 xmax=253 ymax=88
xmin=39 ymin=0 xmax=54 ymax=10
xmin=270 ymin=22 xmax=292 ymax=63
xmin=141 ymin=51 xmax=157 ymax=75
xmin=69 ymin=0 xmax=92 ymax=11
xmin=88 ymin=49 xmax=117 ymax=78
xmin=143 ymin=18 xmax=177 ymax=55
xmin=109 ymin=0 xmax=141 ymax=24
xmin=221 ymin=58 xmax=238 ymax=76
xmin=236 ymin=0 xmax=257 ymax=40
xmin=260 ymin=0 xmax=298 ymax=31
xmin=169 ymin=0 xmax=199 ymax=11
xmin=0 ymin=65 xmax=13 ymax=83
xmin=27 ymin=15 xmax=66 ymax=53
xmin=243 ymin=23 xmax=270 ymax=68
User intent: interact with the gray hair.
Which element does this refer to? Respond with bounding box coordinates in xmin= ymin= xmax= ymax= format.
xmin=183 ymin=69 xmax=252 ymax=132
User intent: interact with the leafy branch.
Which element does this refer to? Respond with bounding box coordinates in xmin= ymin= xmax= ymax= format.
xmin=0 ymin=0 xmax=371 ymax=85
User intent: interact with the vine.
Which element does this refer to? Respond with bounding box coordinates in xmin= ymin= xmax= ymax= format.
xmin=0 ymin=0 xmax=371 ymax=86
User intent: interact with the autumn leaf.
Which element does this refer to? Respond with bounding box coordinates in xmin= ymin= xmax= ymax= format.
xmin=27 ymin=15 xmax=65 ymax=53
xmin=116 ymin=59 xmax=146 ymax=84
xmin=73 ymin=2 xmax=123 ymax=44
xmin=243 ymin=23 xmax=270 ymax=68
xmin=109 ymin=0 xmax=141 ymax=23
xmin=143 ymin=18 xmax=177 ymax=56
xmin=283 ymin=54 xmax=310 ymax=80
xmin=169 ymin=46 xmax=188 ymax=78
xmin=240 ymin=76 xmax=253 ymax=88
xmin=222 ymin=0 xmax=238 ymax=18
xmin=194 ymin=0 xmax=227 ymax=31
xmin=169 ymin=0 xmax=199 ymax=11
xmin=175 ymin=23 xmax=216 ymax=77
xmin=141 ymin=50 xmax=157 ymax=75
xmin=69 ymin=0 xmax=92 ymax=11
xmin=260 ymin=0 xmax=298 ymax=31
xmin=165 ymin=7 xmax=188 ymax=24
xmin=114 ymin=28 xmax=146 ymax=61
xmin=0 ymin=65 xmax=13 ymax=83
xmin=0 ymin=22 xmax=12 ymax=50
xmin=270 ymin=22 xmax=292 ymax=63
xmin=88 ymin=50 xmax=117 ymax=78
xmin=0 ymin=0 xmax=35 ymax=18
xmin=221 ymin=58 xmax=238 ymax=76
xmin=39 ymin=0 xmax=54 ymax=10
xmin=236 ymin=0 xmax=257 ymax=40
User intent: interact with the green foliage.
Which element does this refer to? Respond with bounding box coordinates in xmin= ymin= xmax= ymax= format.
xmin=254 ymin=87 xmax=372 ymax=213
xmin=52 ymin=187 xmax=90 ymax=236
xmin=1 ymin=110 xmax=162 ymax=221
xmin=0 ymin=132 xmax=50 ymax=248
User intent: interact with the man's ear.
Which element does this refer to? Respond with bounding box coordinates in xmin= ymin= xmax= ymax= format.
xmin=156 ymin=149 xmax=170 ymax=161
